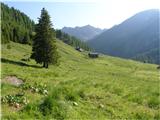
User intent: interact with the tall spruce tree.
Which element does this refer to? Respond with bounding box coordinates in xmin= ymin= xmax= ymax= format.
xmin=31 ymin=8 xmax=59 ymax=68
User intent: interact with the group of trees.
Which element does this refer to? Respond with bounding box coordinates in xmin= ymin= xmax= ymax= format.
xmin=55 ymin=30 xmax=91 ymax=51
xmin=132 ymin=48 xmax=159 ymax=64
xmin=1 ymin=3 xmax=59 ymax=68
xmin=2 ymin=3 xmax=91 ymax=68
xmin=1 ymin=3 xmax=35 ymax=44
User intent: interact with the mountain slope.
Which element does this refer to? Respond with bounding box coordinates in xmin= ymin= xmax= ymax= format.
xmin=133 ymin=48 xmax=159 ymax=63
xmin=1 ymin=3 xmax=34 ymax=44
xmin=88 ymin=9 xmax=159 ymax=64
xmin=2 ymin=41 xmax=159 ymax=119
xmin=62 ymin=25 xmax=105 ymax=41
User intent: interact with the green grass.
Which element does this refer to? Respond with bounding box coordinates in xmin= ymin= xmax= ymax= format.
xmin=1 ymin=40 xmax=160 ymax=119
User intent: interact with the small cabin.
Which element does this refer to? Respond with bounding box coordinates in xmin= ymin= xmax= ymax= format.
xmin=75 ymin=47 xmax=83 ymax=52
xmin=88 ymin=52 xmax=99 ymax=58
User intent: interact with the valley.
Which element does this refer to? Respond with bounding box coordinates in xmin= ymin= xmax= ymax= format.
xmin=1 ymin=41 xmax=159 ymax=119
xmin=1 ymin=2 xmax=160 ymax=120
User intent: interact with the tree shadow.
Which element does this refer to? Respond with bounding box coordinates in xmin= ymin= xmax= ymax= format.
xmin=1 ymin=58 xmax=42 ymax=68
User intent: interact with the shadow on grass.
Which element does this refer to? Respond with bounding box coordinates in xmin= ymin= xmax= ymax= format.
xmin=1 ymin=58 xmax=42 ymax=68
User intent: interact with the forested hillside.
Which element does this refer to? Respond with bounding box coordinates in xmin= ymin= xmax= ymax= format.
xmin=1 ymin=3 xmax=90 ymax=51
xmin=1 ymin=2 xmax=160 ymax=119
xmin=133 ymin=48 xmax=159 ymax=64
xmin=1 ymin=3 xmax=35 ymax=44
xmin=56 ymin=30 xmax=91 ymax=51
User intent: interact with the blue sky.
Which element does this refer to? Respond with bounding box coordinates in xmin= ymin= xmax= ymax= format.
xmin=3 ymin=0 xmax=159 ymax=29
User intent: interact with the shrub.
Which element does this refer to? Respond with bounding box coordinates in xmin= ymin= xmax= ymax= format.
xmin=65 ymin=91 xmax=78 ymax=101
xmin=51 ymin=100 xmax=67 ymax=120
xmin=64 ymin=88 xmax=78 ymax=101
xmin=52 ymin=86 xmax=79 ymax=101
xmin=7 ymin=44 xmax=11 ymax=49
xmin=147 ymin=96 xmax=160 ymax=109
xmin=78 ymin=90 xmax=86 ymax=99
xmin=40 ymin=96 xmax=53 ymax=116
xmin=154 ymin=112 xmax=160 ymax=120
xmin=39 ymin=94 xmax=67 ymax=119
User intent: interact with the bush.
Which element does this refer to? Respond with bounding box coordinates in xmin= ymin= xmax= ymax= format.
xmin=65 ymin=91 xmax=78 ymax=101
xmin=40 ymin=96 xmax=53 ymax=116
xmin=154 ymin=112 xmax=160 ymax=120
xmin=78 ymin=90 xmax=86 ymax=99
xmin=39 ymin=95 xmax=67 ymax=119
xmin=7 ymin=44 xmax=11 ymax=49
xmin=51 ymin=100 xmax=67 ymax=120
xmin=51 ymin=86 xmax=79 ymax=101
xmin=147 ymin=96 xmax=160 ymax=109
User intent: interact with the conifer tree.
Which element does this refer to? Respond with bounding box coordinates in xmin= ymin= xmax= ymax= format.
xmin=31 ymin=8 xmax=59 ymax=68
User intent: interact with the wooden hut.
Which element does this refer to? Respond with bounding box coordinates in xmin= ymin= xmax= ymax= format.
xmin=88 ymin=52 xmax=99 ymax=58
xmin=75 ymin=46 xmax=83 ymax=52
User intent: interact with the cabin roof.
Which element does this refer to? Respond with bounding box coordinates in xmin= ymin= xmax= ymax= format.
xmin=89 ymin=52 xmax=99 ymax=55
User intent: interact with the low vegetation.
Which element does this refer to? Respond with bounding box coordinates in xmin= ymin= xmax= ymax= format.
xmin=1 ymin=41 xmax=159 ymax=119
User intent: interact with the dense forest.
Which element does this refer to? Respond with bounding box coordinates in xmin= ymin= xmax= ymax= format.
xmin=1 ymin=3 xmax=90 ymax=51
xmin=133 ymin=48 xmax=159 ymax=64
xmin=1 ymin=3 xmax=35 ymax=44
xmin=56 ymin=30 xmax=91 ymax=51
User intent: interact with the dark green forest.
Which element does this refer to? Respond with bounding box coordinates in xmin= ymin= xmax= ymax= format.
xmin=56 ymin=30 xmax=91 ymax=51
xmin=133 ymin=48 xmax=159 ymax=64
xmin=1 ymin=3 xmax=90 ymax=51
xmin=1 ymin=3 xmax=35 ymax=44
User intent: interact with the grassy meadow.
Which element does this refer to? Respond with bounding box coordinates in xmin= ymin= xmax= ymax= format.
xmin=1 ymin=40 xmax=160 ymax=119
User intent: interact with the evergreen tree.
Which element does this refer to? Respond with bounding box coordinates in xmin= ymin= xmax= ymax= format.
xmin=55 ymin=29 xmax=91 ymax=51
xmin=1 ymin=3 xmax=34 ymax=44
xmin=31 ymin=8 xmax=59 ymax=68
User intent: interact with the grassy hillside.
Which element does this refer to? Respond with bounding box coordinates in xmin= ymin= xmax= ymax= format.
xmin=1 ymin=40 xmax=160 ymax=119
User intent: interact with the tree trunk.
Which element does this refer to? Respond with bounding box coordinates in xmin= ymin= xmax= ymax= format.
xmin=46 ymin=62 xmax=48 ymax=68
xmin=43 ymin=62 xmax=46 ymax=68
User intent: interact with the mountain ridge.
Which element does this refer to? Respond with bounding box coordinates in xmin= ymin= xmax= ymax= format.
xmin=62 ymin=25 xmax=106 ymax=41
xmin=1 ymin=3 xmax=159 ymax=119
xmin=88 ymin=9 xmax=159 ymax=64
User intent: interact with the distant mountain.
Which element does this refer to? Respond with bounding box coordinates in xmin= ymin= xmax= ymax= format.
xmin=88 ymin=9 xmax=160 ymax=64
xmin=62 ymin=25 xmax=106 ymax=41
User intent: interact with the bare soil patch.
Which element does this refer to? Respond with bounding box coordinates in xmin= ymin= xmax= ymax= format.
xmin=2 ymin=76 xmax=24 ymax=86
